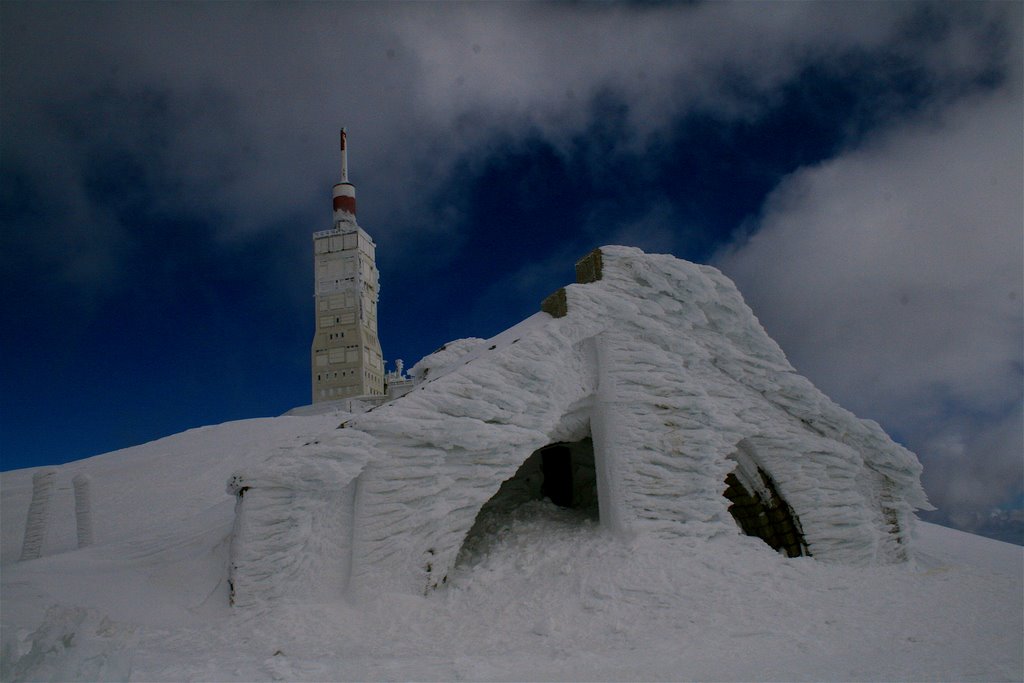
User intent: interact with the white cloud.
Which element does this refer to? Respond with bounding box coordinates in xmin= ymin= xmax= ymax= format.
xmin=391 ymin=2 xmax=907 ymax=144
xmin=715 ymin=85 xmax=1023 ymax=517
xmin=5 ymin=2 xmax=1012 ymax=281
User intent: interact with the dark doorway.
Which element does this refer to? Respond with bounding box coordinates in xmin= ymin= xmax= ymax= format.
xmin=455 ymin=436 xmax=599 ymax=569
xmin=467 ymin=438 xmax=598 ymax=518
xmin=723 ymin=467 xmax=809 ymax=558
xmin=541 ymin=445 xmax=574 ymax=508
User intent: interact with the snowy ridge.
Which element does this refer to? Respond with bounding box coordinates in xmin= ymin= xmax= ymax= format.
xmin=228 ymin=246 xmax=930 ymax=604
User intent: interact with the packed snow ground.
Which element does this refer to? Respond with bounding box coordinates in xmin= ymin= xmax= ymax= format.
xmin=2 ymin=414 xmax=1021 ymax=682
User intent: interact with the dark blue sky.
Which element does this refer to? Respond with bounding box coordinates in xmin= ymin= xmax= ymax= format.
xmin=1 ymin=2 xmax=1020 ymax=542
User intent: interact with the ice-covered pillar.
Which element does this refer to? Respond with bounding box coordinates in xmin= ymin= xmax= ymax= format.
xmin=589 ymin=333 xmax=630 ymax=536
xmin=73 ymin=473 xmax=94 ymax=548
xmin=19 ymin=469 xmax=57 ymax=561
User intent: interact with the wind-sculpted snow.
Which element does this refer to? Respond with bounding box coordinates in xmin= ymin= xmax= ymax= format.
xmin=4 ymin=249 xmax=1020 ymax=683
xmin=228 ymin=247 xmax=931 ymax=603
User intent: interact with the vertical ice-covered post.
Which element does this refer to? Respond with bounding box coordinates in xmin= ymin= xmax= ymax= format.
xmin=73 ymin=473 xmax=94 ymax=548
xmin=572 ymin=249 xmax=631 ymax=536
xmin=19 ymin=469 xmax=57 ymax=561
xmin=590 ymin=334 xmax=630 ymax=536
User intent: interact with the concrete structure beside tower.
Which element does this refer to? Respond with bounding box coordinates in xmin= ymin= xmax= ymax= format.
xmin=311 ymin=129 xmax=385 ymax=402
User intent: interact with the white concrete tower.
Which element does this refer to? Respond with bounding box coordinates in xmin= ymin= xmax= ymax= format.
xmin=311 ymin=128 xmax=385 ymax=402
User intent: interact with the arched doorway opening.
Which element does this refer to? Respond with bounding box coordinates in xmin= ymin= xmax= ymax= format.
xmin=456 ymin=437 xmax=599 ymax=566
xmin=724 ymin=444 xmax=809 ymax=558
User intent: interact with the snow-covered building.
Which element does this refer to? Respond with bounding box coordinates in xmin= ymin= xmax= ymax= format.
xmin=310 ymin=129 xmax=385 ymax=402
xmin=228 ymin=246 xmax=930 ymax=607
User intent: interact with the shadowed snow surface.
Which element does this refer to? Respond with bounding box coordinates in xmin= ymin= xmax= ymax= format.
xmin=1 ymin=414 xmax=1021 ymax=682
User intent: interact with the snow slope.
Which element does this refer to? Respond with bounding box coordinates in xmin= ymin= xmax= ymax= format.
xmin=2 ymin=411 xmax=1022 ymax=682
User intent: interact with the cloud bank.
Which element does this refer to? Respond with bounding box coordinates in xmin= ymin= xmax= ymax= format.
xmin=717 ymin=86 xmax=1022 ymax=533
xmin=4 ymin=3 xmax=1012 ymax=277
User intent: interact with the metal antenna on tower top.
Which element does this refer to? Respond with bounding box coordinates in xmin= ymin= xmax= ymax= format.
xmin=332 ymin=128 xmax=357 ymax=218
xmin=340 ymin=127 xmax=349 ymax=183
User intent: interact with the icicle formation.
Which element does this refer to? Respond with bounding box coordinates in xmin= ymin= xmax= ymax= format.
xmin=20 ymin=469 xmax=57 ymax=561
xmin=73 ymin=473 xmax=94 ymax=548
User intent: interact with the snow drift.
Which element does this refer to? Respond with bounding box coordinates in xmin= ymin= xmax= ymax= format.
xmin=227 ymin=246 xmax=931 ymax=606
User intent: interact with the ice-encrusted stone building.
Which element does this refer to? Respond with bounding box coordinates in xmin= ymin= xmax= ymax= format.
xmin=227 ymin=246 xmax=930 ymax=607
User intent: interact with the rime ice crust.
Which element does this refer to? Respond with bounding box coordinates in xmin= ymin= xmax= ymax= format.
xmin=227 ymin=246 xmax=931 ymax=605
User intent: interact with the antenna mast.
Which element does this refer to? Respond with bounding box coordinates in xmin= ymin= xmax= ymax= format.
xmin=340 ymin=127 xmax=349 ymax=183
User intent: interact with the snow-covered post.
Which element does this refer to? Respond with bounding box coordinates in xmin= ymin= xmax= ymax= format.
xmin=73 ymin=473 xmax=94 ymax=548
xmin=590 ymin=333 xmax=629 ymax=536
xmin=19 ymin=469 xmax=57 ymax=561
